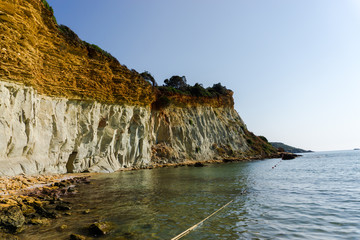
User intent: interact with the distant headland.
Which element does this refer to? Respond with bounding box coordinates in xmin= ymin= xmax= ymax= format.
xmin=270 ymin=142 xmax=312 ymax=154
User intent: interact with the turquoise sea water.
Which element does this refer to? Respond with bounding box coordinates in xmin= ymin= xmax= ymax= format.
xmin=22 ymin=150 xmax=360 ymax=239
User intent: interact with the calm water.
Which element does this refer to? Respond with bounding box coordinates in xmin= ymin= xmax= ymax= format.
xmin=22 ymin=150 xmax=360 ymax=239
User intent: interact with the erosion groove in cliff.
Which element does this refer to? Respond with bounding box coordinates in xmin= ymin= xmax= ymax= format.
xmin=0 ymin=81 xmax=151 ymax=175
xmin=151 ymin=106 xmax=248 ymax=163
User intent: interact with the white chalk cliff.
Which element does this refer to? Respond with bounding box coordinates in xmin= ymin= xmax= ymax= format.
xmin=0 ymin=81 xmax=257 ymax=175
xmin=0 ymin=81 xmax=151 ymax=175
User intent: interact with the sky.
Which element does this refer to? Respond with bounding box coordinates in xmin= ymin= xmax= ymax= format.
xmin=48 ymin=0 xmax=360 ymax=151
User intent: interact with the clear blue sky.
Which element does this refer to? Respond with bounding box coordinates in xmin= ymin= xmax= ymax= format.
xmin=48 ymin=0 xmax=360 ymax=151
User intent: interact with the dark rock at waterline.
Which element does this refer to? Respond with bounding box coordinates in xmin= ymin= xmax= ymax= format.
xmin=82 ymin=209 xmax=90 ymax=214
xmin=194 ymin=162 xmax=205 ymax=167
xmin=35 ymin=206 xmax=59 ymax=219
xmin=55 ymin=204 xmax=71 ymax=211
xmin=29 ymin=218 xmax=50 ymax=226
xmin=54 ymin=182 xmax=67 ymax=188
xmin=70 ymin=233 xmax=87 ymax=240
xmin=0 ymin=205 xmax=25 ymax=233
xmin=120 ymin=232 xmax=138 ymax=239
xmin=223 ymin=158 xmax=236 ymax=163
xmin=89 ymin=221 xmax=114 ymax=236
xmin=141 ymin=223 xmax=153 ymax=229
xmin=281 ymin=152 xmax=300 ymax=160
xmin=0 ymin=232 xmax=19 ymax=240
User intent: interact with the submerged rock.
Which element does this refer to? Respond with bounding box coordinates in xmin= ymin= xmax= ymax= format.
xmin=70 ymin=234 xmax=87 ymax=240
xmin=82 ymin=209 xmax=90 ymax=214
xmin=194 ymin=162 xmax=206 ymax=167
xmin=89 ymin=221 xmax=114 ymax=236
xmin=29 ymin=218 xmax=50 ymax=226
xmin=55 ymin=204 xmax=71 ymax=211
xmin=0 ymin=232 xmax=19 ymax=240
xmin=0 ymin=175 xmax=91 ymax=236
xmin=58 ymin=224 xmax=68 ymax=231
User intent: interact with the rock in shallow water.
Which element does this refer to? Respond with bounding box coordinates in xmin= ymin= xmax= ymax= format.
xmin=89 ymin=221 xmax=114 ymax=236
xmin=69 ymin=233 xmax=87 ymax=240
xmin=0 ymin=205 xmax=25 ymax=233
xmin=194 ymin=162 xmax=206 ymax=167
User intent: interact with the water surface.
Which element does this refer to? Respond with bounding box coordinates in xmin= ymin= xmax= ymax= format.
xmin=22 ymin=150 xmax=360 ymax=239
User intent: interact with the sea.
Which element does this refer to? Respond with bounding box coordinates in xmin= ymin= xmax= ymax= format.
xmin=21 ymin=150 xmax=360 ymax=239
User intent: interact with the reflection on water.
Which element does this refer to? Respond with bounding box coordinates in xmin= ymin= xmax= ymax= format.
xmin=21 ymin=151 xmax=360 ymax=239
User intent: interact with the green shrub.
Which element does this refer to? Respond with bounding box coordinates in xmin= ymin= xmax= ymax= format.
xmin=41 ymin=0 xmax=57 ymax=24
xmin=58 ymin=25 xmax=81 ymax=43
xmin=153 ymin=96 xmax=171 ymax=109
xmin=164 ymin=76 xmax=188 ymax=90
xmin=188 ymin=83 xmax=213 ymax=97
xmin=216 ymin=147 xmax=226 ymax=155
xmin=159 ymin=77 xmax=229 ymax=98
xmin=258 ymin=136 xmax=268 ymax=142
xmin=212 ymin=83 xmax=227 ymax=94
xmin=82 ymin=41 xmax=116 ymax=60
xmin=157 ymin=86 xmax=188 ymax=95
xmin=140 ymin=71 xmax=157 ymax=86
xmin=41 ymin=0 xmax=53 ymax=13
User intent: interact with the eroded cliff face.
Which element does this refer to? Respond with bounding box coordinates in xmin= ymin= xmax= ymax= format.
xmin=0 ymin=81 xmax=151 ymax=175
xmin=151 ymin=106 xmax=250 ymax=163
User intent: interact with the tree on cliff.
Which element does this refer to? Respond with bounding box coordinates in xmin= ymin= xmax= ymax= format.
xmin=210 ymin=83 xmax=228 ymax=95
xmin=140 ymin=71 xmax=157 ymax=86
xmin=163 ymin=76 xmax=188 ymax=90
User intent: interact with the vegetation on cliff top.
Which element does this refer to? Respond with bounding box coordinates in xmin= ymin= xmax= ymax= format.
xmin=159 ymin=75 xmax=230 ymax=98
xmin=141 ymin=72 xmax=234 ymax=108
xmin=41 ymin=0 xmax=118 ymax=63
xmin=57 ymin=24 xmax=118 ymax=62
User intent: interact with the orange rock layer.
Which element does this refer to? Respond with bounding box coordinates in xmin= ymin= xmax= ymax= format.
xmin=0 ymin=0 xmax=154 ymax=105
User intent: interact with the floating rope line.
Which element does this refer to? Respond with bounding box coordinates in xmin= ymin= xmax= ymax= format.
xmin=171 ymin=200 xmax=234 ymax=240
xmin=271 ymin=159 xmax=282 ymax=169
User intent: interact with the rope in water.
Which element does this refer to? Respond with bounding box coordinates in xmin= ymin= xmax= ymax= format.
xmin=272 ymin=159 xmax=282 ymax=169
xmin=170 ymin=200 xmax=234 ymax=240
